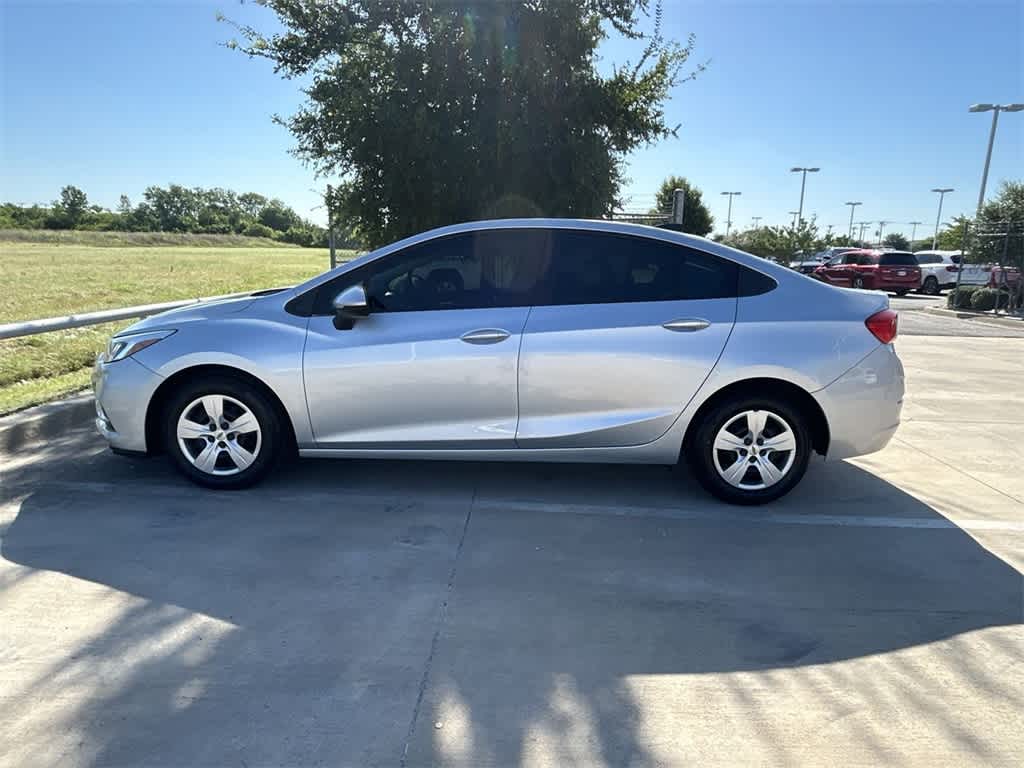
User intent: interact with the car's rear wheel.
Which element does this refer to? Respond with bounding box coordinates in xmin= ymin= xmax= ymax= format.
xmin=163 ymin=375 xmax=283 ymax=489
xmin=921 ymin=275 xmax=939 ymax=295
xmin=852 ymin=275 xmax=865 ymax=289
xmin=894 ymin=288 xmax=909 ymax=296
xmin=688 ymin=396 xmax=811 ymax=505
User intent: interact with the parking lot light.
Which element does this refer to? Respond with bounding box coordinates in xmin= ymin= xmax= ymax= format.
xmin=845 ymin=201 xmax=862 ymax=238
xmin=790 ymin=167 xmax=819 ymax=225
xmin=720 ymin=191 xmax=741 ymax=238
xmin=969 ymin=104 xmax=1024 ymax=215
xmin=931 ymin=188 xmax=954 ymax=249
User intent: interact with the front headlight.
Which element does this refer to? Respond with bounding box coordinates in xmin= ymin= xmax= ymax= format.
xmin=104 ymin=329 xmax=176 ymax=363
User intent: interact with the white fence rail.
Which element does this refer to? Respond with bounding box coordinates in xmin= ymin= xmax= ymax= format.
xmin=0 ymin=291 xmax=258 ymax=341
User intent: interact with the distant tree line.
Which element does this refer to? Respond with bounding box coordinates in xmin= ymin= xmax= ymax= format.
xmin=0 ymin=184 xmax=331 ymax=247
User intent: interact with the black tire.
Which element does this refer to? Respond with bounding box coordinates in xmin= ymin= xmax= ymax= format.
xmin=894 ymin=289 xmax=909 ymax=296
xmin=921 ymin=276 xmax=939 ymax=295
xmin=687 ymin=396 xmax=812 ymax=505
xmin=852 ymin=275 xmax=865 ymax=289
xmin=163 ymin=374 xmax=284 ymax=490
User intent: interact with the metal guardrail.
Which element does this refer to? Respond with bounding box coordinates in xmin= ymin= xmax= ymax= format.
xmin=0 ymin=291 xmax=257 ymax=341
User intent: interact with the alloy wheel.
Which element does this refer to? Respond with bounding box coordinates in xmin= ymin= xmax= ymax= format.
xmin=176 ymin=394 xmax=262 ymax=476
xmin=712 ymin=409 xmax=797 ymax=491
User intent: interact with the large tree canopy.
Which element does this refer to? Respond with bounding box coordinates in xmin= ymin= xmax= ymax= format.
xmin=226 ymin=1 xmax=700 ymax=247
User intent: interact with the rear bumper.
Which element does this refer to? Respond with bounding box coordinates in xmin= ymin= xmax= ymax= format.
xmin=92 ymin=356 xmax=163 ymax=453
xmin=813 ymin=343 xmax=905 ymax=461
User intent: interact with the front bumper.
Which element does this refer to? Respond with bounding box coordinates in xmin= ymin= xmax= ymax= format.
xmin=92 ymin=355 xmax=164 ymax=453
xmin=813 ymin=343 xmax=905 ymax=461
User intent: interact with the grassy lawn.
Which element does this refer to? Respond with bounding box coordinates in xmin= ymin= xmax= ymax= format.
xmin=1 ymin=239 xmax=355 ymax=414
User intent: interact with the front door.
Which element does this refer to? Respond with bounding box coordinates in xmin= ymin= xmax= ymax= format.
xmin=303 ymin=229 xmax=549 ymax=448
xmin=516 ymin=230 xmax=738 ymax=448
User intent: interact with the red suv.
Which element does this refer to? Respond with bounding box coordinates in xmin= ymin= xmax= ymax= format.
xmin=814 ymin=250 xmax=921 ymax=295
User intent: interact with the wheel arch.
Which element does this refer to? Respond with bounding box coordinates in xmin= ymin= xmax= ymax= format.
xmin=682 ymin=378 xmax=830 ymax=458
xmin=144 ymin=364 xmax=298 ymax=456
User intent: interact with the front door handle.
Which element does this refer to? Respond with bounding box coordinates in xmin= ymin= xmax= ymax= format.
xmin=662 ymin=318 xmax=711 ymax=333
xmin=460 ymin=328 xmax=511 ymax=344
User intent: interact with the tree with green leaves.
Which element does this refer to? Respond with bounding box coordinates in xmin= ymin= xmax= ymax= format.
xmin=48 ymin=185 xmax=89 ymax=228
xmin=883 ymin=232 xmax=909 ymax=251
xmin=225 ymin=1 xmax=702 ymax=248
xmin=974 ymin=180 xmax=1023 ymax=267
xmin=652 ymin=175 xmax=713 ymax=236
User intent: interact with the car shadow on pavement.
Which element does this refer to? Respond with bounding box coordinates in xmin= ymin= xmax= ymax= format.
xmin=1 ymin=456 xmax=1021 ymax=766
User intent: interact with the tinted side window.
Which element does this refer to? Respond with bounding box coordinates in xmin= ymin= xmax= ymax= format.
xmin=548 ymin=231 xmax=737 ymax=305
xmin=312 ymin=230 xmax=554 ymax=313
xmin=879 ymin=253 xmax=918 ymax=266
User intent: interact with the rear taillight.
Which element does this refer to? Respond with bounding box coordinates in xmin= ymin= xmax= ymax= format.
xmin=865 ymin=309 xmax=898 ymax=344
xmin=945 ymin=265 xmax=959 ymax=272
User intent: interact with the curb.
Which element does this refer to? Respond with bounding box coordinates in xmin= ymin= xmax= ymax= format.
xmin=0 ymin=392 xmax=96 ymax=454
xmin=923 ymin=306 xmax=1024 ymax=330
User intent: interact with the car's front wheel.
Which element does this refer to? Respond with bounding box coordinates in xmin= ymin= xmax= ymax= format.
xmin=688 ymin=396 xmax=811 ymax=505
xmin=163 ymin=375 xmax=284 ymax=489
xmin=852 ymin=275 xmax=866 ymax=289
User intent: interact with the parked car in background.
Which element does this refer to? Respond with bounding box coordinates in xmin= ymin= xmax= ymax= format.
xmin=914 ymin=250 xmax=981 ymax=295
xmin=789 ymin=246 xmax=857 ymax=274
xmin=814 ymin=250 xmax=921 ymax=295
xmin=914 ymin=250 xmax=1022 ymax=295
xmin=92 ymin=219 xmax=905 ymax=505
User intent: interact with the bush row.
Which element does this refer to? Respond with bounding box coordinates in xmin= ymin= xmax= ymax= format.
xmin=947 ymin=286 xmax=1011 ymax=311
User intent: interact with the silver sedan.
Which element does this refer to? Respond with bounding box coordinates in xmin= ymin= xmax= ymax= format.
xmin=93 ymin=219 xmax=904 ymax=504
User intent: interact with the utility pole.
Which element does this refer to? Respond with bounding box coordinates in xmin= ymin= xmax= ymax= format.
xmin=845 ymin=201 xmax=862 ymax=238
xmin=751 ymin=216 xmax=762 ymax=229
xmin=931 ymin=188 xmax=953 ymax=249
xmin=720 ymin=191 xmax=741 ymax=238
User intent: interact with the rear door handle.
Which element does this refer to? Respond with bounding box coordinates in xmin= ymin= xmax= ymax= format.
xmin=662 ymin=318 xmax=711 ymax=333
xmin=460 ymin=328 xmax=511 ymax=344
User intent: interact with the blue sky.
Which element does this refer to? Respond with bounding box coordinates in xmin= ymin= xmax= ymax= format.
xmin=1 ymin=0 xmax=1021 ymax=239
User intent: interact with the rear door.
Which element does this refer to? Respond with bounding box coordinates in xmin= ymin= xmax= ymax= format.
xmin=515 ymin=230 xmax=739 ymax=448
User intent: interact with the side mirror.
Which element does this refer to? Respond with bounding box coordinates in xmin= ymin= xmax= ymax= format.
xmin=332 ymin=284 xmax=370 ymax=329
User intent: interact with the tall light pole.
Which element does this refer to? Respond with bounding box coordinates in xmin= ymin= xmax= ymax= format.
xmin=931 ymin=187 xmax=953 ymax=249
xmin=720 ymin=191 xmax=741 ymax=238
xmin=845 ymin=201 xmax=862 ymax=238
xmin=968 ymin=103 xmax=1024 ymax=215
xmin=908 ymin=220 xmax=923 ymax=250
xmin=790 ymin=167 xmax=820 ymax=225
xmin=789 ymin=210 xmax=800 ymax=228
xmin=857 ymin=221 xmax=871 ymax=243
xmin=751 ymin=216 xmax=762 ymax=229
xmin=877 ymin=220 xmax=891 ymax=247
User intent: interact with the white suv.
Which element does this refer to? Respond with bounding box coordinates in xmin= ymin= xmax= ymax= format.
xmin=914 ymin=250 xmax=986 ymax=295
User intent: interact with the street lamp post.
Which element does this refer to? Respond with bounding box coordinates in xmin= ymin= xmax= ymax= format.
xmin=857 ymin=221 xmax=870 ymax=244
xmin=720 ymin=191 xmax=741 ymax=238
xmin=908 ymin=221 xmax=923 ymax=250
xmin=789 ymin=211 xmax=800 ymax=228
xmin=790 ymin=167 xmax=820 ymax=225
xmin=931 ymin=188 xmax=954 ymax=249
xmin=751 ymin=216 xmax=762 ymax=229
xmin=969 ymin=103 xmax=1024 ymax=215
xmin=877 ymin=220 xmax=891 ymax=247
xmin=845 ymin=201 xmax=862 ymax=239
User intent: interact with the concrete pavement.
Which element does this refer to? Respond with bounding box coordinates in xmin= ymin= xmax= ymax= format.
xmin=1 ymin=331 xmax=1021 ymax=767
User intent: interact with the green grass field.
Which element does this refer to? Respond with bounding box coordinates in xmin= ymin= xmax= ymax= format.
xmin=1 ymin=238 xmax=354 ymax=414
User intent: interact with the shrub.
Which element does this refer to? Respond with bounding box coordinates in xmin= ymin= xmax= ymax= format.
xmin=966 ymin=288 xmax=1007 ymax=313
xmin=947 ymin=285 xmax=980 ymax=309
xmin=242 ymin=222 xmax=275 ymax=239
